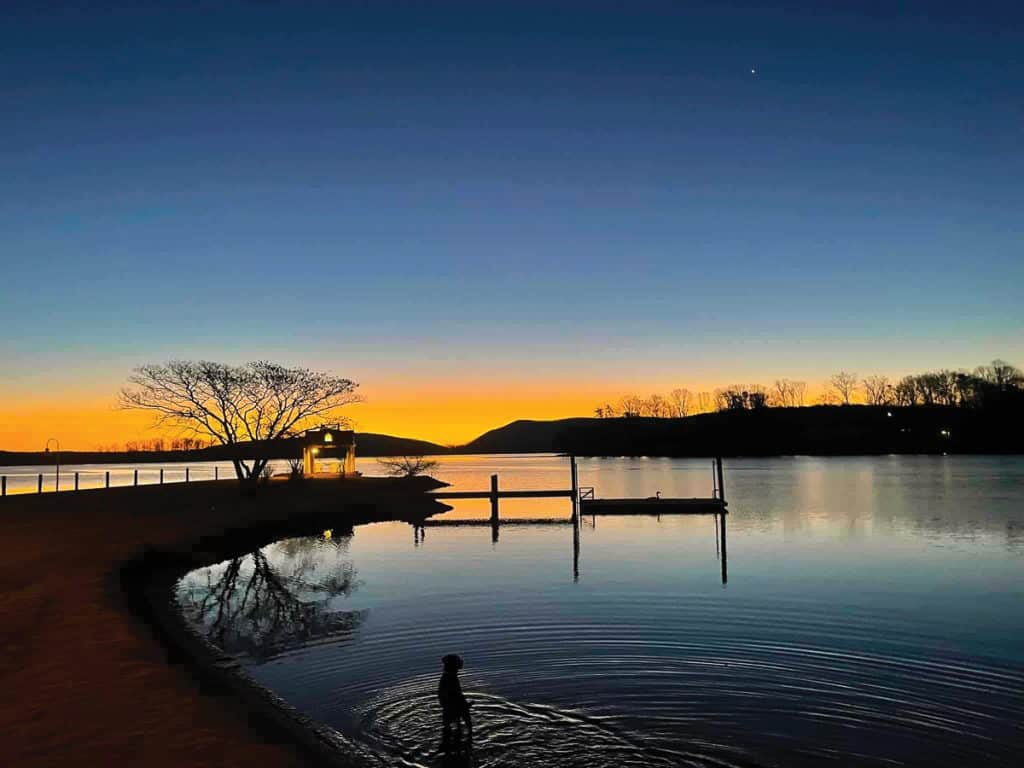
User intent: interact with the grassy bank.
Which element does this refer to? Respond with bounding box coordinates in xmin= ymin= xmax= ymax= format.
xmin=0 ymin=477 xmax=446 ymax=767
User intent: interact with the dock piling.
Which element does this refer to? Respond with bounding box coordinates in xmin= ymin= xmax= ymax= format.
xmin=38 ymin=473 xmax=43 ymax=494
xmin=489 ymin=474 xmax=499 ymax=522
xmin=570 ymin=455 xmax=579 ymax=519
xmin=715 ymin=457 xmax=726 ymax=503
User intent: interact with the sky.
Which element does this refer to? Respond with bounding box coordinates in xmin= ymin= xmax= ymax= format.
xmin=1 ymin=1 xmax=1022 ymax=449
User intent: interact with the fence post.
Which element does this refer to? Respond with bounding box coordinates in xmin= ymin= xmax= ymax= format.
xmin=215 ymin=467 xmax=219 ymax=481
xmin=133 ymin=469 xmax=139 ymax=487
xmin=105 ymin=471 xmax=110 ymax=489
xmin=38 ymin=473 xmax=43 ymax=493
xmin=74 ymin=472 xmax=80 ymax=491
xmin=159 ymin=468 xmax=164 ymax=484
xmin=185 ymin=467 xmax=190 ymax=483
xmin=1 ymin=476 xmax=5 ymax=497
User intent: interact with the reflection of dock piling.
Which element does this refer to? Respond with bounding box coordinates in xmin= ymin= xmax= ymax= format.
xmin=420 ymin=455 xmax=730 ymax=586
xmin=579 ymin=457 xmax=727 ymax=516
xmin=428 ymin=458 xmax=577 ymax=526
xmin=426 ymin=455 xmax=728 ymax=523
xmin=714 ymin=511 xmax=728 ymax=584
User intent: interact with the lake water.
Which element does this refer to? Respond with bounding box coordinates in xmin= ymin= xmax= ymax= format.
xmin=176 ymin=455 xmax=1024 ymax=767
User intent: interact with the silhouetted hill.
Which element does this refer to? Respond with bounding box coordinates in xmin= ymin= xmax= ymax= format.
xmin=460 ymin=406 xmax=1024 ymax=456
xmin=0 ymin=432 xmax=447 ymax=467
xmin=464 ymin=418 xmax=596 ymax=453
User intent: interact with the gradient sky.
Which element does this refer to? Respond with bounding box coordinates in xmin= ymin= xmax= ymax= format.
xmin=2 ymin=1 xmax=1022 ymax=449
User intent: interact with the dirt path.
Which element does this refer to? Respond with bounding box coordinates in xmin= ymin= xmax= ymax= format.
xmin=0 ymin=478 xmax=431 ymax=767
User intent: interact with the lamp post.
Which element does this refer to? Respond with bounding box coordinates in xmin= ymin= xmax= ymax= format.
xmin=45 ymin=437 xmax=61 ymax=493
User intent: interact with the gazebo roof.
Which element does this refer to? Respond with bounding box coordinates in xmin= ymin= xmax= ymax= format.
xmin=300 ymin=426 xmax=355 ymax=447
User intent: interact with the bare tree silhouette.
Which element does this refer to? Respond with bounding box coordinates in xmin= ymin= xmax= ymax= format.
xmin=376 ymin=455 xmax=440 ymax=477
xmin=829 ymin=371 xmax=859 ymax=405
xmin=862 ymin=375 xmax=893 ymax=406
xmin=618 ymin=395 xmax=644 ymax=418
xmin=667 ymin=388 xmax=691 ymax=418
xmin=696 ymin=391 xmax=713 ymax=413
xmin=644 ymin=394 xmax=668 ymax=417
xmin=120 ymin=360 xmax=360 ymax=481
xmin=976 ymin=359 xmax=1024 ymax=391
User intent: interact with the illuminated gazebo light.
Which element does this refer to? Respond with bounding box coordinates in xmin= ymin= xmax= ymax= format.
xmin=301 ymin=426 xmax=356 ymax=477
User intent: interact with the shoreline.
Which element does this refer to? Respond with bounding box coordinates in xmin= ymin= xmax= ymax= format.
xmin=0 ymin=477 xmax=446 ymax=767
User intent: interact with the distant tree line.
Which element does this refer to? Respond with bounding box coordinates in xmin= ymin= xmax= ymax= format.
xmin=120 ymin=436 xmax=214 ymax=452
xmin=594 ymin=389 xmax=716 ymax=419
xmin=595 ymin=360 xmax=1023 ymax=416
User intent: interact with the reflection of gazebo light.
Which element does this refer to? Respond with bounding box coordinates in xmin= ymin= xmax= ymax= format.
xmin=324 ymin=432 xmax=333 ymax=443
xmin=312 ymin=447 xmax=320 ymax=454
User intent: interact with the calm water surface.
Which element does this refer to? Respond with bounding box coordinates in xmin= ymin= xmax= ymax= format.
xmin=177 ymin=455 xmax=1024 ymax=767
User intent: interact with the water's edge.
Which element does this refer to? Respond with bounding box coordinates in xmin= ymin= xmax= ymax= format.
xmin=120 ymin=507 xmax=412 ymax=768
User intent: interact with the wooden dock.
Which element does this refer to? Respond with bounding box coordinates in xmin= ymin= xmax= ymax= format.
xmin=415 ymin=456 xmax=730 ymax=583
xmin=579 ymin=497 xmax=726 ymax=515
xmin=424 ymin=455 xmax=728 ymax=524
xmin=420 ymin=517 xmax=571 ymax=527
xmin=429 ymin=489 xmax=574 ymax=500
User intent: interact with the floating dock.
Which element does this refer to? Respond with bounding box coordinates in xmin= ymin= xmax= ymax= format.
xmin=429 ymin=489 xmax=574 ymax=500
xmin=579 ymin=497 xmax=726 ymax=515
xmin=418 ymin=456 xmax=729 ymax=584
xmin=425 ymin=456 xmax=728 ymax=523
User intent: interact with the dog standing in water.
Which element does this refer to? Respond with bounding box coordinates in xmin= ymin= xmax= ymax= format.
xmin=438 ymin=654 xmax=473 ymax=741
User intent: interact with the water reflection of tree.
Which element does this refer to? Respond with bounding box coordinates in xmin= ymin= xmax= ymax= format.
xmin=179 ymin=537 xmax=365 ymax=662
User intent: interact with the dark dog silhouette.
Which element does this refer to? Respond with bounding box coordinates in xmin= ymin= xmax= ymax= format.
xmin=438 ymin=654 xmax=473 ymax=742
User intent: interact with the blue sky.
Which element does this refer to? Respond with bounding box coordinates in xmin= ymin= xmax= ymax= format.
xmin=1 ymin=1 xmax=1022 ymax=442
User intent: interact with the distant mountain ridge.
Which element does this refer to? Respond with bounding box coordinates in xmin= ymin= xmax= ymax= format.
xmin=459 ymin=406 xmax=1024 ymax=456
xmin=6 ymin=406 xmax=1023 ymax=465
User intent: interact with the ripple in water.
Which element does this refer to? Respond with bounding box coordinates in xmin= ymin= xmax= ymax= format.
xmin=269 ymin=605 xmax=1023 ymax=768
xmin=175 ymin=461 xmax=1024 ymax=768
xmin=354 ymin=688 xmax=749 ymax=768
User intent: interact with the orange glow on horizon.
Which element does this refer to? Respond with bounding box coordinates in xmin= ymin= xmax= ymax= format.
xmin=1 ymin=380 xmax=844 ymax=452
xmin=0 ymin=390 xmax=624 ymax=451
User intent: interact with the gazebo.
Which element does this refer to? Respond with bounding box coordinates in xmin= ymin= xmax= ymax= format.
xmin=300 ymin=426 xmax=356 ymax=477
